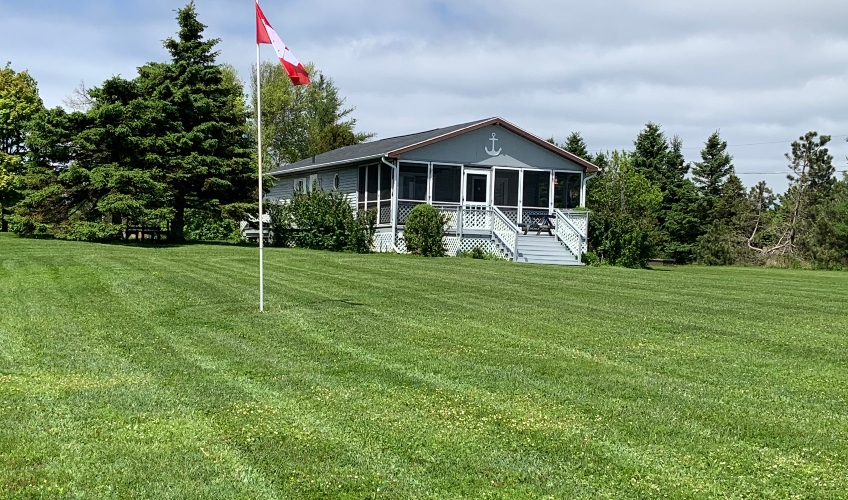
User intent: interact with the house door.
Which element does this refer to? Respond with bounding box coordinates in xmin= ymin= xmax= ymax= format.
xmin=464 ymin=170 xmax=491 ymax=206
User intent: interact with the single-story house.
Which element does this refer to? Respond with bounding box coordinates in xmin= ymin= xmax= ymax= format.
xmin=265 ymin=117 xmax=597 ymax=265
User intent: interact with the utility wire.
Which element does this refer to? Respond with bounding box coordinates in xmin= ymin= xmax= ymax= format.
xmin=586 ymin=134 xmax=848 ymax=153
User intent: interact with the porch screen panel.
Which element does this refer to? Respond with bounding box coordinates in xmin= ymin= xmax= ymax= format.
xmin=357 ymin=166 xmax=367 ymax=211
xmin=367 ymin=165 xmax=378 ymax=210
xmin=380 ymin=164 xmax=392 ymax=200
xmin=554 ymin=172 xmax=582 ymax=209
xmin=494 ymin=170 xmax=519 ymax=206
xmin=399 ymin=163 xmax=427 ymax=201
xmin=522 ymin=170 xmax=551 ymax=209
xmin=432 ymin=164 xmax=461 ymax=203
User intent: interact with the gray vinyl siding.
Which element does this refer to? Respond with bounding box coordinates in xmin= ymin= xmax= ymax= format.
xmin=266 ymin=166 xmax=359 ymax=209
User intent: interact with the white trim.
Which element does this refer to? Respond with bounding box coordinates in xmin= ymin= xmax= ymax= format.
xmin=269 ymin=153 xmax=386 ymax=177
xmin=426 ymin=163 xmax=434 ymax=204
xmin=431 ymin=161 xmax=464 ymax=205
xmin=549 ymin=171 xmax=555 ymax=214
xmin=386 ymin=120 xmax=491 ymax=157
xmin=463 ymin=168 xmax=492 ymax=206
xmin=517 ymin=168 xmax=525 ymax=223
xmin=397 ymin=160 xmax=429 ymax=203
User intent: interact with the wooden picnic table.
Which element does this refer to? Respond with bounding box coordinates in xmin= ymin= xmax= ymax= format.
xmin=518 ymin=212 xmax=555 ymax=236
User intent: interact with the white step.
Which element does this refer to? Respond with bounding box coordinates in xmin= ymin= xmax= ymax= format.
xmin=516 ymin=237 xmax=581 ymax=265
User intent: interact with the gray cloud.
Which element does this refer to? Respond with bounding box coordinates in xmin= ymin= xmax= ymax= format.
xmin=2 ymin=0 xmax=847 ymax=191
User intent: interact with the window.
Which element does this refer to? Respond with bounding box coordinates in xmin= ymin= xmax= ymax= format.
xmin=522 ymin=170 xmax=550 ymax=209
xmin=333 ymin=174 xmax=340 ymax=191
xmin=494 ymin=170 xmax=519 ymax=206
xmin=554 ymin=172 xmax=582 ymax=209
xmin=293 ymin=177 xmax=307 ymax=192
xmin=399 ymin=162 xmax=427 ymax=201
xmin=309 ymin=174 xmax=319 ymax=189
xmin=432 ymin=164 xmax=461 ymax=203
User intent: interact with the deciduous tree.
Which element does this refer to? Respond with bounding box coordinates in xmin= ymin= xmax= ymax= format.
xmin=251 ymin=62 xmax=372 ymax=170
xmin=0 ymin=63 xmax=43 ymax=231
xmin=587 ymin=150 xmax=662 ymax=268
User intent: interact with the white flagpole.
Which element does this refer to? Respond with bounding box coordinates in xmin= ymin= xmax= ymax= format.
xmin=257 ymin=41 xmax=265 ymax=313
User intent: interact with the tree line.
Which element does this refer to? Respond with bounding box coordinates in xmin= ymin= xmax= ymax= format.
xmin=0 ymin=3 xmax=367 ymax=243
xmin=554 ymin=126 xmax=848 ymax=269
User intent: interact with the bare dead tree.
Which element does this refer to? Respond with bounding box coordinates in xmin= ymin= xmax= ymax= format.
xmin=62 ymin=80 xmax=94 ymax=112
xmin=747 ymin=132 xmax=832 ymax=257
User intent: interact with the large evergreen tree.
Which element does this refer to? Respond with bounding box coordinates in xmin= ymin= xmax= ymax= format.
xmin=138 ymin=3 xmax=255 ymax=242
xmin=632 ymin=123 xmax=699 ymax=262
xmin=12 ymin=78 xmax=167 ymax=239
xmin=692 ymin=131 xmax=734 ymax=205
xmin=692 ymin=132 xmax=734 ymax=226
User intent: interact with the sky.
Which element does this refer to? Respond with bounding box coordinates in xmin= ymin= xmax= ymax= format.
xmin=3 ymin=0 xmax=848 ymax=191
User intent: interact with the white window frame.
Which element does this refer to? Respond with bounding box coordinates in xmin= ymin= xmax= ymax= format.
xmin=431 ymin=162 xmax=464 ymax=205
xmin=396 ymin=160 xmax=429 ymax=204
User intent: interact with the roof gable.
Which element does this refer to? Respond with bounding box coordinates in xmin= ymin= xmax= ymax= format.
xmin=268 ymin=117 xmax=598 ymax=176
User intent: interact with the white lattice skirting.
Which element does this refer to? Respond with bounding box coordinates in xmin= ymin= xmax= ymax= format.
xmin=378 ymin=231 xmax=508 ymax=260
xmin=373 ymin=232 xmax=396 ymax=253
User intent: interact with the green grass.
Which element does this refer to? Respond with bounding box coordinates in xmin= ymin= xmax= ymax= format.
xmin=1 ymin=234 xmax=847 ymax=499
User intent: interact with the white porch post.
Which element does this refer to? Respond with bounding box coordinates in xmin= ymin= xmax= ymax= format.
xmin=426 ymin=163 xmax=433 ymax=205
xmin=548 ymin=170 xmax=555 ymax=214
xmin=391 ymin=160 xmax=399 ymax=244
xmin=517 ymin=168 xmax=524 ymax=225
xmin=580 ymin=172 xmax=587 ymax=208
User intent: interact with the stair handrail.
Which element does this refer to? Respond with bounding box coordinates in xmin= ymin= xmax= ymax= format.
xmin=554 ymin=209 xmax=586 ymax=260
xmin=491 ymin=206 xmax=520 ymax=261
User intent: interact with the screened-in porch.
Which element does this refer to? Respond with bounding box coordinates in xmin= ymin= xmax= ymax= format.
xmin=358 ymin=161 xmax=589 ymax=264
xmin=358 ymin=161 xmax=585 ymax=227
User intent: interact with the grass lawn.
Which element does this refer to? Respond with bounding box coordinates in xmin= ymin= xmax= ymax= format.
xmin=1 ymin=234 xmax=847 ymax=498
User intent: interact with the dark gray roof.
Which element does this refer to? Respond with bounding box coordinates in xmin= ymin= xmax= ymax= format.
xmin=267 ymin=118 xmax=491 ymax=176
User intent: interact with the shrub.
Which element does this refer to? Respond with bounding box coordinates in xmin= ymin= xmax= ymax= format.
xmin=457 ymin=246 xmax=505 ymax=260
xmin=268 ymin=188 xmax=375 ymax=253
xmin=184 ymin=209 xmax=241 ymax=243
xmin=403 ymin=204 xmax=447 ymax=257
xmin=345 ymin=208 xmax=376 ymax=254
xmin=694 ymin=224 xmax=737 ymax=266
xmin=7 ymin=215 xmax=53 ymax=238
xmin=267 ymin=202 xmax=294 ymax=248
xmin=55 ymin=221 xmax=123 ymax=242
xmin=582 ymin=251 xmax=601 ymax=266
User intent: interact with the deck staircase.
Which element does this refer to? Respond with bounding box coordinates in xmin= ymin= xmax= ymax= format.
xmin=516 ymin=234 xmax=580 ymax=265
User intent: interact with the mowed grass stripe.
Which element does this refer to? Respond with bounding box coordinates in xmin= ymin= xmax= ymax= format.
xmin=1 ymin=235 xmax=847 ymax=498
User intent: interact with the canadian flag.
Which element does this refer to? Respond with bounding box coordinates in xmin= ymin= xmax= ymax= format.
xmin=255 ymin=0 xmax=310 ymax=85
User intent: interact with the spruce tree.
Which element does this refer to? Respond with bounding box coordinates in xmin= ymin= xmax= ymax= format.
xmin=632 ymin=122 xmax=669 ymax=186
xmin=632 ymin=124 xmax=699 ymax=262
xmin=561 ymin=132 xmax=590 ymax=161
xmin=140 ymin=3 xmax=255 ymax=242
xmin=692 ymin=131 xmax=734 ymax=227
xmin=692 ymin=131 xmax=734 ymax=201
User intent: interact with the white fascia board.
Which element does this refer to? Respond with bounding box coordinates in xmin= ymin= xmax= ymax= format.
xmin=268 ymin=154 xmax=386 ymax=177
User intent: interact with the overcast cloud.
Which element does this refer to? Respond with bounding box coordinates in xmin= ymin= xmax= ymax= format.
xmin=3 ymin=0 xmax=848 ymax=190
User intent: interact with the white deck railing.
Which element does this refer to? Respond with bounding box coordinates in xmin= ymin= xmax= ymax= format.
xmin=554 ymin=209 xmax=588 ymax=259
xmin=396 ymin=201 xmax=582 ymax=262
xmin=491 ymin=207 xmax=520 ymax=261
